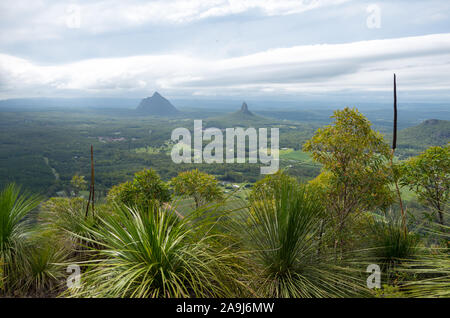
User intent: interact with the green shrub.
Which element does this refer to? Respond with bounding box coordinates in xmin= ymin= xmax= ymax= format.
xmin=67 ymin=202 xmax=240 ymax=297
xmin=236 ymin=174 xmax=368 ymax=297
xmin=0 ymin=184 xmax=41 ymax=295
xmin=14 ymin=239 xmax=67 ymax=296
xmin=39 ymin=197 xmax=106 ymax=255
xmin=107 ymin=169 xmax=171 ymax=209
xmin=171 ymin=169 xmax=224 ymax=209
xmin=394 ymin=212 xmax=449 ymax=297
xmin=368 ymin=212 xmax=421 ymax=269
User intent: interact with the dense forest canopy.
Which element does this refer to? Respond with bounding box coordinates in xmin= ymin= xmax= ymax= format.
xmin=0 ymin=105 xmax=448 ymax=197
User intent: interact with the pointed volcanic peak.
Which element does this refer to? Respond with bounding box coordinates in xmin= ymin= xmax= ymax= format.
xmin=205 ymin=100 xmax=273 ymax=128
xmin=137 ymin=92 xmax=179 ymax=116
xmin=239 ymin=101 xmax=254 ymax=116
xmin=232 ymin=101 xmax=255 ymax=118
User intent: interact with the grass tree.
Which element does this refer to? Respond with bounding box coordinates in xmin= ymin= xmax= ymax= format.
xmin=236 ymin=173 xmax=368 ymax=297
xmin=378 ymin=211 xmax=449 ymax=298
xmin=67 ymin=201 xmax=241 ymax=297
xmin=368 ymin=211 xmax=420 ymax=272
xmin=39 ymin=197 xmax=107 ymax=257
xmin=0 ymin=184 xmax=40 ymax=294
xmin=400 ymin=240 xmax=449 ymax=297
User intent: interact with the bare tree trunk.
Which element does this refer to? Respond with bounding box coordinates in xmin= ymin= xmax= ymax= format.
xmin=91 ymin=145 xmax=95 ymax=215
xmin=85 ymin=145 xmax=95 ymax=218
xmin=391 ymin=74 xmax=407 ymax=235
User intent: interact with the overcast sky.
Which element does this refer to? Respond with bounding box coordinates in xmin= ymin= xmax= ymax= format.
xmin=0 ymin=0 xmax=450 ymax=101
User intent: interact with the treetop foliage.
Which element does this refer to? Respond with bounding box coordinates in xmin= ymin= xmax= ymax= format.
xmin=171 ymin=169 xmax=223 ymax=208
xmin=107 ymin=168 xmax=171 ymax=209
xmin=400 ymin=144 xmax=449 ymax=224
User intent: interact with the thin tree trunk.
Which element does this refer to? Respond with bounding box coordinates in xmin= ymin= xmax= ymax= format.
xmin=391 ymin=74 xmax=407 ymax=235
xmin=85 ymin=145 xmax=95 ymax=218
xmin=91 ymin=145 xmax=95 ymax=215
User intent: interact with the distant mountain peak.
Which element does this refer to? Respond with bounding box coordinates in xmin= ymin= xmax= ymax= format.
xmin=423 ymin=119 xmax=440 ymax=125
xmin=206 ymin=101 xmax=271 ymax=128
xmin=238 ymin=101 xmax=254 ymax=116
xmin=137 ymin=92 xmax=179 ymax=116
xmin=398 ymin=119 xmax=450 ymax=151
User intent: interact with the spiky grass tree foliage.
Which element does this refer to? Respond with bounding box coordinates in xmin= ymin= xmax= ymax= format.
xmin=237 ymin=174 xmax=368 ymax=298
xmin=393 ymin=211 xmax=449 ymax=298
xmin=13 ymin=239 xmax=67 ymax=296
xmin=398 ymin=255 xmax=450 ymax=298
xmin=368 ymin=211 xmax=420 ymax=269
xmin=67 ymin=202 xmax=241 ymax=297
xmin=39 ymin=197 xmax=108 ymax=256
xmin=0 ymin=184 xmax=40 ymax=294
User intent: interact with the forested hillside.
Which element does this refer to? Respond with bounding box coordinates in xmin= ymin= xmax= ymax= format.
xmin=0 ymin=106 xmax=448 ymax=197
xmin=397 ymin=119 xmax=450 ymax=157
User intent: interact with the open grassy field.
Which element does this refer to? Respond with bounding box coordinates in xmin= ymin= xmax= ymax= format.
xmin=279 ymin=148 xmax=313 ymax=162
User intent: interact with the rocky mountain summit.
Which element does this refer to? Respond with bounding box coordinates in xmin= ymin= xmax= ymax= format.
xmin=137 ymin=92 xmax=179 ymax=116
